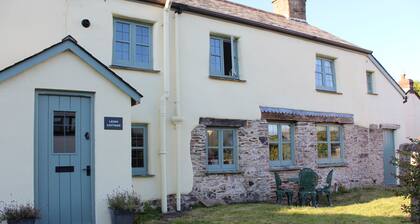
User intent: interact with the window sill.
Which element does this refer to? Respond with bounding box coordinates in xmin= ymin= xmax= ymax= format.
xmin=270 ymin=165 xmax=302 ymax=171
xmin=206 ymin=171 xmax=242 ymax=175
xmin=317 ymin=161 xmax=348 ymax=168
xmin=316 ymin=89 xmax=343 ymax=95
xmin=209 ymin=75 xmax=246 ymax=83
xmin=132 ymin=174 xmax=155 ymax=178
xmin=368 ymin=92 xmax=378 ymax=96
xmin=110 ymin=65 xmax=160 ymax=73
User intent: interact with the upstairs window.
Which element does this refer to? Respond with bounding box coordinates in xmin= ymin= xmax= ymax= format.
xmin=206 ymin=128 xmax=238 ymax=172
xmin=269 ymin=123 xmax=295 ymax=167
xmin=366 ymin=71 xmax=375 ymax=94
xmin=132 ymin=124 xmax=148 ymax=176
xmin=316 ymin=57 xmax=336 ymax=91
xmin=316 ymin=124 xmax=344 ymax=163
xmin=113 ymin=19 xmax=153 ymax=69
xmin=209 ymin=35 xmax=239 ymax=79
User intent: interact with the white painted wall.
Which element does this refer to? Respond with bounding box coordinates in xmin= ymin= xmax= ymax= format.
xmin=404 ymin=93 xmax=420 ymax=139
xmin=0 ymin=52 xmax=133 ymax=224
xmin=0 ymin=0 xmax=416 ymax=216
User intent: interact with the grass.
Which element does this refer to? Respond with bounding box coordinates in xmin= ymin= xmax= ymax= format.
xmin=141 ymin=187 xmax=409 ymax=224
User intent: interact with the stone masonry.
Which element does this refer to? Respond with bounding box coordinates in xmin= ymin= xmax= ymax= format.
xmin=187 ymin=119 xmax=385 ymax=205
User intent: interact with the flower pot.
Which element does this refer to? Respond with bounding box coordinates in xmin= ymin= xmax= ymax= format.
xmin=7 ymin=219 xmax=36 ymax=224
xmin=111 ymin=210 xmax=135 ymax=224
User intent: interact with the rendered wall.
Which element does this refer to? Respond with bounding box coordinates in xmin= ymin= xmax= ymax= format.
xmin=0 ymin=52 xmax=133 ymax=224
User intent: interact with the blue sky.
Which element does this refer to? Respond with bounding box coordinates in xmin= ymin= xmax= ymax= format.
xmin=230 ymin=0 xmax=420 ymax=81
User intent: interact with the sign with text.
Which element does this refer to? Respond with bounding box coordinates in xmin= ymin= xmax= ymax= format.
xmin=104 ymin=117 xmax=123 ymax=130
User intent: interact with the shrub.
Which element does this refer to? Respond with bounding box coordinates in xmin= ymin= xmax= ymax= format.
xmin=0 ymin=203 xmax=40 ymax=221
xmin=393 ymin=138 xmax=420 ymax=223
xmin=107 ymin=189 xmax=141 ymax=213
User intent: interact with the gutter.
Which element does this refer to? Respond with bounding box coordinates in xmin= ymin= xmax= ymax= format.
xmin=160 ymin=0 xmax=172 ymax=214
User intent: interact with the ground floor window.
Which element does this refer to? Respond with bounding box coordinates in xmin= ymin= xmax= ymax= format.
xmin=132 ymin=124 xmax=148 ymax=176
xmin=269 ymin=123 xmax=295 ymax=167
xmin=316 ymin=124 xmax=344 ymax=163
xmin=206 ymin=128 xmax=238 ymax=172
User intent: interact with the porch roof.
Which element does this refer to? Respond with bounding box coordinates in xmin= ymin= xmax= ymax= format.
xmin=260 ymin=106 xmax=354 ymax=124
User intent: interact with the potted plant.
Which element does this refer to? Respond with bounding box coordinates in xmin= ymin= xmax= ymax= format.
xmin=0 ymin=203 xmax=40 ymax=224
xmin=107 ymin=189 xmax=141 ymax=224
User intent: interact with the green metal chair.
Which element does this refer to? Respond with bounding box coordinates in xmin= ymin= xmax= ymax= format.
xmin=274 ymin=172 xmax=294 ymax=205
xmin=316 ymin=169 xmax=334 ymax=206
xmin=298 ymin=168 xmax=318 ymax=207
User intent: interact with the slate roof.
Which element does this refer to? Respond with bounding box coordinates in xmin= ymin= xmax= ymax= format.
xmin=0 ymin=36 xmax=143 ymax=105
xmin=142 ymin=0 xmax=372 ymax=54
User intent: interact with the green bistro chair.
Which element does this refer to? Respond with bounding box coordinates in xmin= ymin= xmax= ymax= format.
xmin=298 ymin=168 xmax=318 ymax=207
xmin=316 ymin=169 xmax=334 ymax=206
xmin=274 ymin=172 xmax=294 ymax=205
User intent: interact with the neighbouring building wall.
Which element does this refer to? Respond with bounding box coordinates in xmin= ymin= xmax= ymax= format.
xmin=0 ymin=52 xmax=133 ymax=224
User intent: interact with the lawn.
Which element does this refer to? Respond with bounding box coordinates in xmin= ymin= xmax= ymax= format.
xmin=142 ymin=187 xmax=409 ymax=224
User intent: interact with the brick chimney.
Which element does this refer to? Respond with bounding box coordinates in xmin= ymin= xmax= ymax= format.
xmin=399 ymin=74 xmax=413 ymax=92
xmin=272 ymin=0 xmax=307 ymax=22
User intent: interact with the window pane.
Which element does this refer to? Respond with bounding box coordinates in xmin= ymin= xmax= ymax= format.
xmin=324 ymin=60 xmax=332 ymax=74
xmin=317 ymin=126 xmax=327 ymax=141
xmin=132 ymin=148 xmax=144 ymax=168
xmin=116 ymin=22 xmax=130 ymax=41
xmin=282 ymin=143 xmax=291 ymax=161
xmin=207 ymin=130 xmax=218 ymax=147
xmin=210 ymin=38 xmax=221 ymax=56
xmin=132 ymin=127 xmax=144 ymax=147
xmin=317 ymin=143 xmax=328 ymax=159
xmin=330 ymin=126 xmax=340 ymax=142
xmin=223 ymin=130 xmax=234 ymax=147
xmin=281 ymin=125 xmax=291 ymax=142
xmin=269 ymin=143 xmax=279 ymax=161
xmin=136 ymin=45 xmax=150 ymax=64
xmin=316 ymin=72 xmax=323 ymax=87
xmin=53 ymin=111 xmax=76 ymax=153
xmin=210 ymin=56 xmax=222 ymax=74
xmin=331 ymin=143 xmax=341 ymax=159
xmin=115 ymin=42 xmax=130 ymax=61
xmin=208 ymin=147 xmax=219 ymax=165
xmin=136 ymin=25 xmax=150 ymax=45
xmin=268 ymin=124 xmax=278 ymax=143
xmin=223 ymin=148 xmax=234 ymax=165
xmin=325 ymin=74 xmax=334 ymax=88
xmin=316 ymin=59 xmax=322 ymax=73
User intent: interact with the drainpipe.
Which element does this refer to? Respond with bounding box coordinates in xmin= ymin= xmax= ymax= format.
xmin=171 ymin=9 xmax=184 ymax=212
xmin=160 ymin=0 xmax=172 ymax=214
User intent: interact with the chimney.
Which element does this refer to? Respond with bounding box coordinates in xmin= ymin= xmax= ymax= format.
xmin=272 ymin=0 xmax=307 ymax=22
xmin=399 ymin=74 xmax=412 ymax=92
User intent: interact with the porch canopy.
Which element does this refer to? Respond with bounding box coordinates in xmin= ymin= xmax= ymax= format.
xmin=260 ymin=106 xmax=354 ymax=124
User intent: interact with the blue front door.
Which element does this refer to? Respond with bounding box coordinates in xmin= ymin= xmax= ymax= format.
xmin=383 ymin=129 xmax=397 ymax=186
xmin=37 ymin=94 xmax=93 ymax=224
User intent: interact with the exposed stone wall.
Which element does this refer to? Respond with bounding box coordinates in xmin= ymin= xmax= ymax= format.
xmin=190 ymin=121 xmax=274 ymax=204
xmin=187 ymin=120 xmax=385 ymax=206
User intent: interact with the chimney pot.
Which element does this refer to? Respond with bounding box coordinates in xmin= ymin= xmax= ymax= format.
xmin=272 ymin=0 xmax=307 ymax=22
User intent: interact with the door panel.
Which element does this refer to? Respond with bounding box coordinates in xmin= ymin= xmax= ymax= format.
xmin=37 ymin=94 xmax=92 ymax=224
xmin=383 ymin=129 xmax=397 ymax=185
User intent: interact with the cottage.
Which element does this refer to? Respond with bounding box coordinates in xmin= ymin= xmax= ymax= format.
xmin=0 ymin=0 xmax=418 ymax=223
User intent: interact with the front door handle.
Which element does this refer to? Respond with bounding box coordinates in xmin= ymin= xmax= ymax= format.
xmin=83 ymin=165 xmax=91 ymax=176
xmin=84 ymin=132 xmax=90 ymax=140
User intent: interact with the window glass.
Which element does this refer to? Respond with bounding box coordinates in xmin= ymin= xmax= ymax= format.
xmin=53 ymin=111 xmax=76 ymax=153
xmin=210 ymin=35 xmax=239 ymax=78
xmin=268 ymin=123 xmax=294 ymax=166
xmin=316 ymin=125 xmax=343 ymax=162
xmin=131 ymin=125 xmax=148 ymax=175
xmin=206 ymin=129 xmax=237 ymax=172
xmin=315 ymin=57 xmax=336 ymax=91
xmin=113 ymin=19 xmax=152 ymax=69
